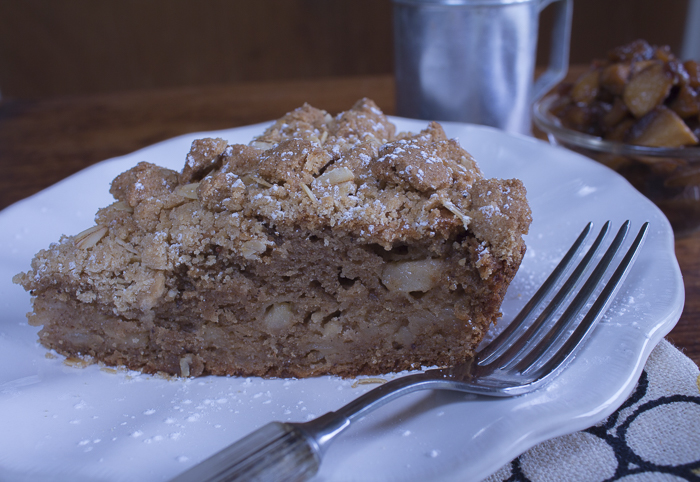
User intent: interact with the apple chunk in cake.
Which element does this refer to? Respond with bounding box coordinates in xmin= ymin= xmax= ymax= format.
xmin=14 ymin=99 xmax=531 ymax=378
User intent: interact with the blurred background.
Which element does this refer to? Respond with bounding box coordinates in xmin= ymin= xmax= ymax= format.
xmin=0 ymin=0 xmax=696 ymax=100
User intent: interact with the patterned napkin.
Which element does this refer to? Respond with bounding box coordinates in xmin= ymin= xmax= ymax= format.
xmin=485 ymin=339 xmax=700 ymax=481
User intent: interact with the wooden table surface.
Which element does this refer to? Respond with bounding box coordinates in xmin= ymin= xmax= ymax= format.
xmin=1 ymin=74 xmax=698 ymax=367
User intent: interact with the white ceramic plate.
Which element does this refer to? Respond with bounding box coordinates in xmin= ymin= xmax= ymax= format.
xmin=0 ymin=119 xmax=684 ymax=482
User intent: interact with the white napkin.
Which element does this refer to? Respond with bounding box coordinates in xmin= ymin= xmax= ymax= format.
xmin=485 ymin=339 xmax=700 ymax=481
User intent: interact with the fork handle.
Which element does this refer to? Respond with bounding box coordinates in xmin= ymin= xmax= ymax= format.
xmin=170 ymin=373 xmax=441 ymax=482
xmin=170 ymin=422 xmax=321 ymax=482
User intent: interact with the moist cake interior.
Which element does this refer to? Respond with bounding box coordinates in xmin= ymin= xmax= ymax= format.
xmin=14 ymin=99 xmax=531 ymax=378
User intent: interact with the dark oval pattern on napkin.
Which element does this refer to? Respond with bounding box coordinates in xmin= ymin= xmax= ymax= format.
xmin=486 ymin=339 xmax=700 ymax=481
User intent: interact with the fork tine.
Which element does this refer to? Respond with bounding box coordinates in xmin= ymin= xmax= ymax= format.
xmin=477 ymin=222 xmax=594 ymax=365
xmin=481 ymin=221 xmax=615 ymax=369
xmin=518 ymin=221 xmax=648 ymax=379
xmin=512 ymin=221 xmax=630 ymax=372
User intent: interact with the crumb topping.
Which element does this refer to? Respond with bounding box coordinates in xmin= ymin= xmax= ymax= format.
xmin=15 ymin=98 xmax=531 ymax=321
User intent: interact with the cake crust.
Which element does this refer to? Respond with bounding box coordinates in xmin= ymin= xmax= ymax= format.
xmin=15 ymin=99 xmax=531 ymax=378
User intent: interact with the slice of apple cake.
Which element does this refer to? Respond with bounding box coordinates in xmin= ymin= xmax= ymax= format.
xmin=14 ymin=99 xmax=531 ymax=378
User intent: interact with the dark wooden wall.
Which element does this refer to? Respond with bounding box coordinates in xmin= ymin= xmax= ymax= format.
xmin=538 ymin=0 xmax=690 ymax=68
xmin=0 ymin=0 xmax=690 ymax=100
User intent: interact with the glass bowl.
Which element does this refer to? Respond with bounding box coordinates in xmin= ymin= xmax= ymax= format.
xmin=533 ymin=93 xmax=700 ymax=235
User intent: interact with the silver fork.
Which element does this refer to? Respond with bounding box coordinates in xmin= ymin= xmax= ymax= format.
xmin=171 ymin=221 xmax=649 ymax=482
